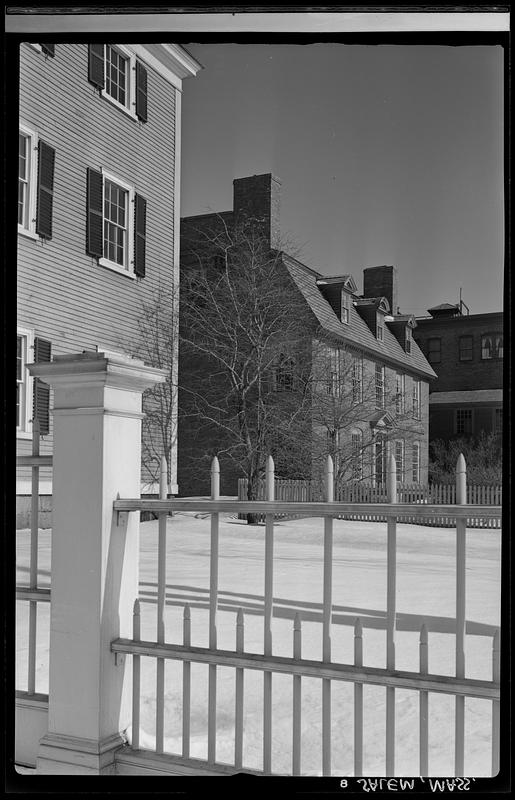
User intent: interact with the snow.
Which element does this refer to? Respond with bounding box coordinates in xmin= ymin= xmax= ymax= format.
xmin=16 ymin=512 xmax=501 ymax=776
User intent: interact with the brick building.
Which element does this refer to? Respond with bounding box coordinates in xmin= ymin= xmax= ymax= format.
xmin=179 ymin=174 xmax=436 ymax=495
xmin=412 ymin=304 xmax=503 ymax=441
xmin=17 ymin=42 xmax=201 ymax=525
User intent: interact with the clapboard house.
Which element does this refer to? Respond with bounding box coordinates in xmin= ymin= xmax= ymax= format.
xmin=16 ymin=42 xmax=201 ymax=525
xmin=179 ymin=174 xmax=436 ymax=495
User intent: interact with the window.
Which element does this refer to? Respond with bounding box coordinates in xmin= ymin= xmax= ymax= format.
xmin=459 ymin=335 xmax=473 ymax=361
xmin=427 ymin=338 xmax=441 ymax=364
xmin=352 ymin=355 xmax=363 ymax=404
xmin=17 ymin=330 xmax=33 ymax=435
xmin=86 ymin=168 xmax=147 ymax=278
xmin=481 ymin=334 xmax=503 ymax=360
xmin=394 ymin=440 xmax=404 ymax=482
xmin=276 ymin=355 xmax=296 ymax=392
xmin=455 ymin=409 xmax=473 ymax=435
xmin=351 ymin=430 xmax=363 ymax=480
xmin=493 ymin=408 xmax=502 ymax=434
xmin=412 ymin=442 xmax=420 ymax=483
xmin=18 ymin=126 xmax=56 ymax=240
xmin=376 ymin=313 xmax=384 ymax=341
xmin=412 ymin=379 xmax=421 ymax=419
xmin=395 ymin=373 xmax=405 ymax=415
xmin=375 ymin=364 xmax=385 ymax=409
xmin=88 ymin=44 xmax=148 ymax=122
xmin=373 ymin=433 xmax=386 ymax=485
xmin=405 ymin=326 xmax=412 ymax=354
xmin=341 ymin=291 xmax=350 ymax=324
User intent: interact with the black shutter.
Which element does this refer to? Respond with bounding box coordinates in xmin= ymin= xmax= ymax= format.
xmin=35 ymin=141 xmax=55 ymax=240
xmin=88 ymin=44 xmax=105 ymax=89
xmin=134 ymin=193 xmax=147 ymax=277
xmin=135 ymin=61 xmax=148 ymax=122
xmin=41 ymin=43 xmax=55 ymax=58
xmin=86 ymin=168 xmax=103 ymax=257
xmin=33 ymin=338 xmax=51 ymax=436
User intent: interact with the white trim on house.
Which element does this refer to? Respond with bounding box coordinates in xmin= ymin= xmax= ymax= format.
xmin=98 ymin=168 xmax=136 ymax=276
xmin=17 ymin=327 xmax=35 ymax=439
xmin=18 ymin=123 xmax=39 ymax=239
xmin=16 ymin=480 xmax=179 ymax=496
xmin=132 ymin=44 xmax=202 ymax=92
xmin=101 ymin=44 xmax=139 ymax=121
xmin=429 ymin=389 xmax=503 ymax=405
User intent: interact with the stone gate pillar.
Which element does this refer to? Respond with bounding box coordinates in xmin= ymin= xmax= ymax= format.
xmin=28 ymin=351 xmax=165 ymax=774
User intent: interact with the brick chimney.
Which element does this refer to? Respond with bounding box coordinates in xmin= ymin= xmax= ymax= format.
xmin=233 ymin=173 xmax=282 ymax=249
xmin=363 ymin=265 xmax=398 ymax=314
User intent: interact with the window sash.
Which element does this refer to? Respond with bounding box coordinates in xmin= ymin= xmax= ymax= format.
xmin=341 ymin=292 xmax=350 ymax=324
xmin=105 ymin=45 xmax=129 ymax=107
xmin=412 ymin=443 xmax=420 ymax=483
xmin=103 ymin=179 xmax=129 ymax=267
xmin=427 ymin=338 xmax=441 ymax=363
xmin=456 ymin=409 xmax=472 ymax=434
xmin=395 ymin=373 xmax=405 ymax=414
xmin=352 ymin=356 xmax=363 ymax=403
xmin=375 ymin=364 xmax=385 ymax=409
xmin=395 ymin=440 xmax=404 ymax=481
xmin=18 ymin=132 xmax=31 ymax=229
xmin=459 ymin=336 xmax=473 ymax=361
xmin=351 ymin=432 xmax=363 ymax=480
xmin=412 ymin=380 xmax=421 ymax=418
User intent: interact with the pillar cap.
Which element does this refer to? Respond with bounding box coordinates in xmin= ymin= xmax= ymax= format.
xmin=28 ymin=350 xmax=166 ymax=393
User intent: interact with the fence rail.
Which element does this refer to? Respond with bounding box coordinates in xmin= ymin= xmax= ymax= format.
xmin=111 ymin=453 xmax=501 ymax=777
xmin=237 ymin=478 xmax=502 ymax=527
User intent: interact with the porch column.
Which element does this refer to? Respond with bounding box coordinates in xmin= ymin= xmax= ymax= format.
xmin=28 ymin=351 xmax=165 ymax=774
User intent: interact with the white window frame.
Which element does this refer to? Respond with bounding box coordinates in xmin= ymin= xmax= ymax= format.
xmin=376 ymin=313 xmax=384 ymax=341
xmin=102 ymin=44 xmax=138 ymax=120
xmin=394 ymin=440 xmax=404 ymax=482
xmin=341 ymin=291 xmax=350 ymax=324
xmin=99 ymin=169 xmax=136 ymax=278
xmin=405 ymin=325 xmax=412 ymax=353
xmin=375 ymin=364 xmax=385 ymax=410
xmin=352 ymin=354 xmax=363 ymax=404
xmin=17 ymin=327 xmax=34 ymax=439
xmin=455 ymin=408 xmax=473 ymax=435
xmin=395 ymin=373 xmax=405 ymax=415
xmin=412 ymin=379 xmax=421 ymax=419
xmin=351 ymin=429 xmax=363 ymax=481
xmin=18 ymin=124 xmax=39 ymax=240
xmin=412 ymin=442 xmax=420 ymax=483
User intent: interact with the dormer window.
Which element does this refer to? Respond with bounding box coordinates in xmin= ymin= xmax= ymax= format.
xmin=341 ymin=291 xmax=350 ymax=324
xmin=405 ymin=326 xmax=412 ymax=353
xmin=376 ymin=313 xmax=384 ymax=341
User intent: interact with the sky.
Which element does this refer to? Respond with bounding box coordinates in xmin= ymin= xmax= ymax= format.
xmin=180 ymin=43 xmax=504 ymax=317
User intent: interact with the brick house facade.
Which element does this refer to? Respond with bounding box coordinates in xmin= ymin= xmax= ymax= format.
xmin=17 ymin=42 xmax=201 ymax=525
xmin=413 ymin=305 xmax=503 ymax=441
xmin=178 ymin=174 xmax=436 ymax=496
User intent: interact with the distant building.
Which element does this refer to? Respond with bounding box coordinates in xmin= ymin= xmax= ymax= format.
xmin=179 ymin=174 xmax=436 ymax=495
xmin=17 ymin=42 xmax=201 ymax=525
xmin=412 ymin=303 xmax=503 ymax=441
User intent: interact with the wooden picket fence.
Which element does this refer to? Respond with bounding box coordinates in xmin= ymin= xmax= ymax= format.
xmin=111 ymin=453 xmax=501 ymax=777
xmin=238 ymin=478 xmax=502 ymax=528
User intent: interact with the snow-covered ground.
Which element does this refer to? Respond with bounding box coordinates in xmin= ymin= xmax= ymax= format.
xmin=16 ymin=512 xmax=501 ymax=776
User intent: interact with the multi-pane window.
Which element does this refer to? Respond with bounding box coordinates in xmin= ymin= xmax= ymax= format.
xmin=394 ymin=440 xmax=404 ymax=482
xmin=352 ymin=355 xmax=363 ymax=404
xmin=375 ymin=364 xmax=385 ymax=409
xmin=18 ymin=128 xmax=37 ymax=233
xmin=276 ymin=355 xmax=296 ymax=392
xmin=405 ymin=326 xmax=412 ymax=354
xmin=373 ymin=433 xmax=386 ymax=485
xmin=456 ymin=409 xmax=473 ymax=435
xmin=105 ymin=45 xmax=128 ymax=107
xmin=16 ymin=329 xmax=34 ymax=435
xmin=412 ymin=442 xmax=420 ymax=483
xmin=351 ymin=430 xmax=363 ymax=480
xmin=395 ymin=373 xmax=405 ymax=415
xmin=103 ymin=179 xmax=129 ymax=266
xmin=341 ymin=291 xmax=350 ymax=324
xmin=376 ymin=313 xmax=384 ymax=341
xmin=459 ymin=335 xmax=473 ymax=361
xmin=412 ymin=379 xmax=421 ymax=419
xmin=481 ymin=334 xmax=503 ymax=360
xmin=427 ymin=337 xmax=441 ymax=364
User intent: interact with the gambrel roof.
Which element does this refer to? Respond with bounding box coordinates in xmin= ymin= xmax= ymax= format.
xmin=280 ymin=253 xmax=437 ymax=380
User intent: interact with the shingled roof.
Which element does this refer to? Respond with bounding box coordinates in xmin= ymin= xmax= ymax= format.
xmin=281 ymin=253 xmax=437 ymax=380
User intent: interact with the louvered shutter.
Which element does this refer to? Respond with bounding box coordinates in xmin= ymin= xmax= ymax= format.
xmin=35 ymin=141 xmax=55 ymax=239
xmin=88 ymin=44 xmax=105 ymax=89
xmin=86 ymin=168 xmax=103 ymax=257
xmin=33 ymin=338 xmax=51 ymax=436
xmin=41 ymin=43 xmax=55 ymax=58
xmin=134 ymin=193 xmax=146 ymax=277
xmin=135 ymin=61 xmax=148 ymax=122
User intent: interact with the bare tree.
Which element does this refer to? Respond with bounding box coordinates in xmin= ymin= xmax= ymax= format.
xmin=179 ymin=217 xmax=314 ymax=515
